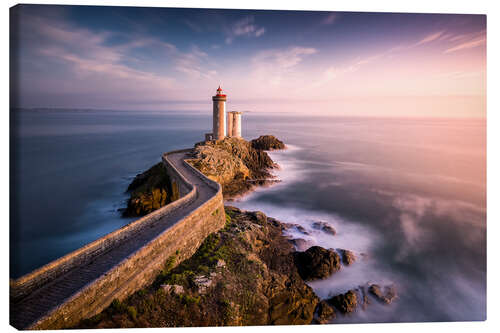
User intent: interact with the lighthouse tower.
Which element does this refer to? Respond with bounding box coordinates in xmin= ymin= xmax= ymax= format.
xmin=212 ymin=86 xmax=227 ymax=140
xmin=227 ymin=111 xmax=243 ymax=138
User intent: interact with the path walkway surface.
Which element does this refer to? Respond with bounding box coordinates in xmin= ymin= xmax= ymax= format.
xmin=11 ymin=150 xmax=217 ymax=329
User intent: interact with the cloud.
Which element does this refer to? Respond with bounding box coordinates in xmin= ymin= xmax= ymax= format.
xmin=414 ymin=30 xmax=445 ymax=46
xmin=14 ymin=10 xmax=222 ymax=107
xmin=316 ymin=52 xmax=384 ymax=86
xmin=410 ymin=29 xmax=486 ymax=54
xmin=174 ymin=46 xmax=217 ymax=79
xmin=255 ymin=27 xmax=266 ymax=37
xmin=253 ymin=46 xmax=317 ymax=69
xmin=225 ymin=16 xmax=266 ymax=44
xmin=184 ymin=19 xmax=202 ymax=33
xmin=246 ymin=46 xmax=317 ymax=91
xmin=436 ymin=71 xmax=484 ymax=79
xmin=321 ymin=13 xmax=339 ymax=25
xmin=444 ymin=36 xmax=486 ymax=53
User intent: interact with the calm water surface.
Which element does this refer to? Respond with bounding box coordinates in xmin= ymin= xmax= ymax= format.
xmin=11 ymin=110 xmax=486 ymax=323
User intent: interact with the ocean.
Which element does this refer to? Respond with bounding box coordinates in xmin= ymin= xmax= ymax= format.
xmin=10 ymin=109 xmax=486 ymax=323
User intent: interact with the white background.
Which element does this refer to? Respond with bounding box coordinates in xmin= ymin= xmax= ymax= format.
xmin=1 ymin=0 xmax=498 ymax=332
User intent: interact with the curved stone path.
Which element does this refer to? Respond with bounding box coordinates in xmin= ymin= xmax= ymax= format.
xmin=10 ymin=150 xmax=218 ymax=329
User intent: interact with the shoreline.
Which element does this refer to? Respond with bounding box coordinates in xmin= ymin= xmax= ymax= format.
xmin=99 ymin=136 xmax=398 ymax=326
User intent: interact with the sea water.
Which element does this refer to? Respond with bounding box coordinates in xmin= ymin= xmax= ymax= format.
xmin=11 ymin=109 xmax=486 ymax=323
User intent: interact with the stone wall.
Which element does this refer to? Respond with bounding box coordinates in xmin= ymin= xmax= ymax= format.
xmin=10 ymin=150 xmax=226 ymax=329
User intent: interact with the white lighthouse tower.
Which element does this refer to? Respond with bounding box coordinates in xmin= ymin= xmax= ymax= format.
xmin=212 ymin=86 xmax=227 ymax=140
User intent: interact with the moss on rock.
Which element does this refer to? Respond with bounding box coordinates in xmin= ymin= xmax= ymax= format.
xmin=77 ymin=206 xmax=319 ymax=328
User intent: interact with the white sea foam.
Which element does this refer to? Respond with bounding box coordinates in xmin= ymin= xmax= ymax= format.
xmin=232 ymin=146 xmax=398 ymax=310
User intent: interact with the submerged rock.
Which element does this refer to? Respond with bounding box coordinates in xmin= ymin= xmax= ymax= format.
xmin=358 ymin=285 xmax=371 ymax=310
xmin=250 ymin=135 xmax=286 ymax=151
xmin=312 ymin=221 xmax=336 ymax=235
xmin=369 ymin=284 xmax=397 ymax=304
xmin=328 ymin=290 xmax=358 ymax=314
xmin=338 ymin=249 xmax=356 ymax=266
xmin=284 ymin=223 xmax=310 ymax=235
xmin=294 ymin=246 xmax=341 ymax=281
xmin=289 ymin=238 xmax=313 ymax=251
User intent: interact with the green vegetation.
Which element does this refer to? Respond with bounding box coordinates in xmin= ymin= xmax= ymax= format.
xmin=127 ymin=306 xmax=137 ymax=321
xmin=76 ymin=206 xmax=318 ymax=329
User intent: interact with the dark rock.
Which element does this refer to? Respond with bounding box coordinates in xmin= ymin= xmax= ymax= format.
xmin=338 ymin=249 xmax=356 ymax=266
xmin=312 ymin=221 xmax=336 ymax=235
xmin=369 ymin=284 xmax=397 ymax=304
xmin=123 ymin=162 xmax=174 ymax=217
xmin=294 ymin=246 xmax=341 ymax=281
xmin=328 ymin=290 xmax=358 ymax=314
xmin=313 ymin=300 xmax=336 ymax=324
xmin=369 ymin=284 xmax=383 ymax=300
xmin=250 ymin=135 xmax=286 ymax=151
xmin=296 ymin=225 xmax=310 ymax=235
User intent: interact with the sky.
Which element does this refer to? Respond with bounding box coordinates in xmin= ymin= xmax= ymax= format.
xmin=10 ymin=5 xmax=486 ymax=117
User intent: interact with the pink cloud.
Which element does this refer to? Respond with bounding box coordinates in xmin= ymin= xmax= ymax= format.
xmin=414 ymin=30 xmax=445 ymax=46
xmin=444 ymin=37 xmax=486 ymax=53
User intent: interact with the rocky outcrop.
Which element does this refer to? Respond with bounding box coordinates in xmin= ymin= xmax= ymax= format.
xmin=123 ymin=163 xmax=175 ymax=217
xmin=313 ymin=300 xmax=336 ymax=324
xmin=188 ymin=137 xmax=279 ymax=198
xmin=328 ymin=290 xmax=358 ymax=314
xmin=369 ymin=284 xmax=397 ymax=304
xmin=250 ymin=135 xmax=286 ymax=151
xmin=294 ymin=246 xmax=341 ymax=281
xmin=78 ymin=207 xmax=320 ymax=328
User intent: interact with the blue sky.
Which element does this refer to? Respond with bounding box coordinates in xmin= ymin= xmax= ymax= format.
xmin=10 ymin=5 xmax=486 ymax=116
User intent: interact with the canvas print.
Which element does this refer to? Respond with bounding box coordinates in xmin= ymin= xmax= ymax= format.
xmin=9 ymin=4 xmax=486 ymax=329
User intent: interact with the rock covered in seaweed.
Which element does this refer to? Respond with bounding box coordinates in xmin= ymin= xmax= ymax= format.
xmin=250 ymin=135 xmax=286 ymax=151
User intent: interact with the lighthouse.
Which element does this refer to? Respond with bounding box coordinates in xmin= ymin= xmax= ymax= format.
xmin=204 ymin=86 xmax=243 ymax=142
xmin=212 ymin=86 xmax=227 ymax=140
